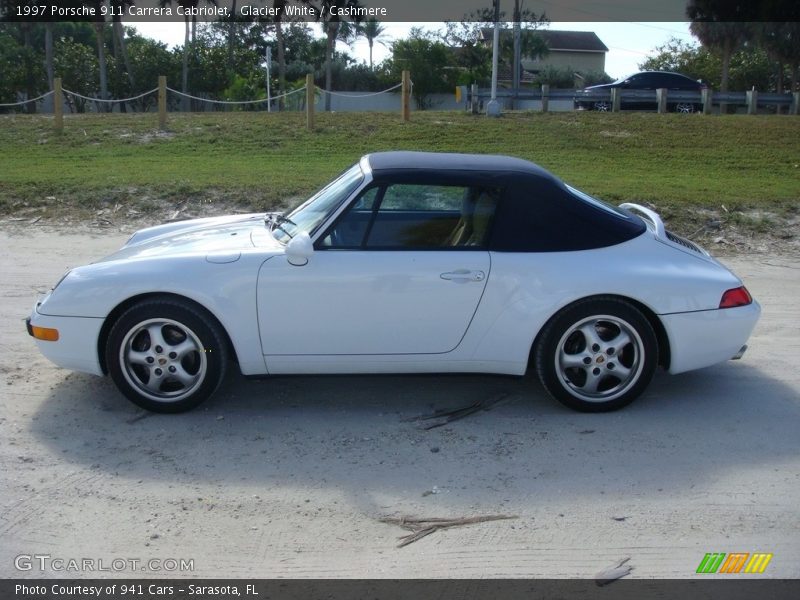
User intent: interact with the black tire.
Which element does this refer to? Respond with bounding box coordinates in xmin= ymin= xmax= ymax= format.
xmin=106 ymin=298 xmax=228 ymax=413
xmin=535 ymin=297 xmax=658 ymax=412
xmin=672 ymin=102 xmax=696 ymax=114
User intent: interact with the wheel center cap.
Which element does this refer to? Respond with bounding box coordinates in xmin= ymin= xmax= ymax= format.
xmin=158 ymin=357 xmax=167 ymax=366
xmin=595 ymin=355 xmax=605 ymax=364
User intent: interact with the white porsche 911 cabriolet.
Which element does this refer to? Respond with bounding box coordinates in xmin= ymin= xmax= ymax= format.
xmin=28 ymin=152 xmax=760 ymax=413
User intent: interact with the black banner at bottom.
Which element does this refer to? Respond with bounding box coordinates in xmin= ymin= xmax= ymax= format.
xmin=3 ymin=579 xmax=800 ymax=600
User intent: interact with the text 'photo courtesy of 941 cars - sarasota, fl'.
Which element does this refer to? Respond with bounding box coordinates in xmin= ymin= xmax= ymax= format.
xmin=27 ymin=151 xmax=760 ymax=414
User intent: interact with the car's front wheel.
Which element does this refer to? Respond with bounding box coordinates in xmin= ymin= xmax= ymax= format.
xmin=535 ymin=298 xmax=658 ymax=412
xmin=106 ymin=298 xmax=228 ymax=413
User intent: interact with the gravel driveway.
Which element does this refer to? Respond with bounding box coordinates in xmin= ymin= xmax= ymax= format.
xmin=1 ymin=228 xmax=798 ymax=579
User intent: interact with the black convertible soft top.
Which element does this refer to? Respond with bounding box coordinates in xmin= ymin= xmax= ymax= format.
xmin=364 ymin=152 xmax=645 ymax=252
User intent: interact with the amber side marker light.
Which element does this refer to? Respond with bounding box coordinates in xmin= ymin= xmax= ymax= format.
xmin=719 ymin=286 xmax=753 ymax=309
xmin=31 ymin=326 xmax=60 ymax=341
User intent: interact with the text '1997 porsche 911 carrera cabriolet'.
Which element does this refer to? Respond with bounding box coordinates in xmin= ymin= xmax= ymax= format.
xmin=28 ymin=152 xmax=760 ymax=413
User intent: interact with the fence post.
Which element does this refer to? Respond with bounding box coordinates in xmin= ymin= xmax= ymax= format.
xmin=158 ymin=76 xmax=167 ymax=130
xmin=791 ymin=92 xmax=799 ymax=116
xmin=701 ymin=88 xmax=712 ymax=115
xmin=53 ymin=77 xmax=63 ymax=132
xmin=470 ymin=83 xmax=479 ymax=114
xmin=656 ymin=88 xmax=667 ymax=113
xmin=746 ymin=89 xmax=758 ymax=115
xmin=401 ymin=70 xmax=411 ymax=122
xmin=611 ymin=88 xmax=621 ymax=112
xmin=306 ymin=73 xmax=314 ymax=131
xmin=541 ymin=84 xmax=549 ymax=113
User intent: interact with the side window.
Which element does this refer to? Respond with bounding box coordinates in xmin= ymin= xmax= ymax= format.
xmin=367 ymin=184 xmax=500 ymax=249
xmin=321 ymin=183 xmax=501 ymax=249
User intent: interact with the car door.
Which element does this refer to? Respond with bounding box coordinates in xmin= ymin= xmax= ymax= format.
xmin=257 ymin=182 xmax=497 ymax=356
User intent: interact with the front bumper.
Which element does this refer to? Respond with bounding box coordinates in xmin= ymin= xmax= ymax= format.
xmin=661 ymin=301 xmax=761 ymax=374
xmin=27 ymin=299 xmax=105 ymax=376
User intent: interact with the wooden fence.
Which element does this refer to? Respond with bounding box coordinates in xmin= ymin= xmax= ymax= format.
xmin=17 ymin=72 xmax=413 ymax=133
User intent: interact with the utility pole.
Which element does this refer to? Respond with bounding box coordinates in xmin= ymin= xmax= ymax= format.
xmin=486 ymin=0 xmax=501 ymax=117
xmin=512 ymin=0 xmax=521 ymax=110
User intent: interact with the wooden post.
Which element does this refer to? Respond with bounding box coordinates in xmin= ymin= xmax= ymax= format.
xmin=470 ymin=83 xmax=479 ymax=114
xmin=701 ymin=88 xmax=712 ymax=115
xmin=656 ymin=88 xmax=667 ymax=113
xmin=305 ymin=73 xmax=314 ymax=131
xmin=158 ymin=75 xmax=167 ymax=130
xmin=790 ymin=92 xmax=799 ymax=116
xmin=401 ymin=70 xmax=411 ymax=122
xmin=746 ymin=89 xmax=758 ymax=115
xmin=611 ymin=88 xmax=621 ymax=112
xmin=53 ymin=77 xmax=63 ymax=132
xmin=541 ymin=84 xmax=549 ymax=113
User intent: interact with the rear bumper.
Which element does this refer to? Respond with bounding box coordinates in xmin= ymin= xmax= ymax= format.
xmin=661 ymin=302 xmax=761 ymax=374
xmin=28 ymin=300 xmax=104 ymax=376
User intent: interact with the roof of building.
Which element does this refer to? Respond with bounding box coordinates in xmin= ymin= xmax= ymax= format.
xmin=479 ymin=29 xmax=608 ymax=53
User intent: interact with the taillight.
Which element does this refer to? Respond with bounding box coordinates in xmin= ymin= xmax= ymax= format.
xmin=719 ymin=286 xmax=752 ymax=309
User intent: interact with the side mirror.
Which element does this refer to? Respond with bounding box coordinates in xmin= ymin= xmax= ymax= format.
xmin=286 ymin=231 xmax=314 ymax=266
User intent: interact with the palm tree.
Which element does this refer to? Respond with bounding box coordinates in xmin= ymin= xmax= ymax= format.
xmin=160 ymin=0 xmax=217 ymax=110
xmin=357 ymin=18 xmax=387 ymax=69
xmin=317 ymin=0 xmax=362 ymax=111
xmin=756 ymin=22 xmax=800 ymax=95
xmin=688 ymin=22 xmax=749 ymax=94
xmin=687 ymin=1 xmax=751 ymax=98
xmin=273 ymin=0 xmax=287 ymax=109
xmin=110 ymin=0 xmax=136 ymax=96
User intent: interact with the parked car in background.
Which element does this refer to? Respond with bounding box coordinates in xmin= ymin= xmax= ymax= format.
xmin=575 ymin=71 xmax=706 ymax=113
xmin=27 ymin=152 xmax=759 ymax=414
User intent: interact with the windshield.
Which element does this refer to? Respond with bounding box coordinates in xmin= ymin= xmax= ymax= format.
xmin=566 ymin=185 xmax=630 ymax=219
xmin=270 ymin=164 xmax=364 ymax=244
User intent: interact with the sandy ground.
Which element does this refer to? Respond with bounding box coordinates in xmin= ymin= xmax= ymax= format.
xmin=1 ymin=228 xmax=798 ymax=580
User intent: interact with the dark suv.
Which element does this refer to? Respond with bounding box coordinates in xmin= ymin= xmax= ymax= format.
xmin=575 ymin=71 xmax=706 ymax=113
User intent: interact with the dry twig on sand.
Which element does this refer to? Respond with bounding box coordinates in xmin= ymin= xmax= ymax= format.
xmin=405 ymin=393 xmax=510 ymax=430
xmin=380 ymin=514 xmax=517 ymax=547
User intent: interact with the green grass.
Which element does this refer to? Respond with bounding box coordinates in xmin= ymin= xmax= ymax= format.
xmin=1 ymin=110 xmax=798 ymax=217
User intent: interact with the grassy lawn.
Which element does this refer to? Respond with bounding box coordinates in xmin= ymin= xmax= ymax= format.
xmin=1 ymin=110 xmax=798 ymax=220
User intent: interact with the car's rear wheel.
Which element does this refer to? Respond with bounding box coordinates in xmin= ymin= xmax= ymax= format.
xmin=535 ymin=298 xmax=658 ymax=412
xmin=106 ymin=298 xmax=228 ymax=413
xmin=673 ymin=102 xmax=696 ymax=113
xmin=593 ymin=100 xmax=611 ymax=112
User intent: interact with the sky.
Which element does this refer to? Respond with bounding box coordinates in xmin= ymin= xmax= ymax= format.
xmin=134 ymin=21 xmax=696 ymax=80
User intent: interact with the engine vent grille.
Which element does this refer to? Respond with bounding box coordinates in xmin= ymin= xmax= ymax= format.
xmin=665 ymin=230 xmax=702 ymax=253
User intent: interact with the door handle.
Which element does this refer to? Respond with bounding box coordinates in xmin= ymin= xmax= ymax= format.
xmin=440 ymin=269 xmax=485 ymax=283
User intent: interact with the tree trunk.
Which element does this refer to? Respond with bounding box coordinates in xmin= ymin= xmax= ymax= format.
xmin=368 ymin=39 xmax=373 ymax=69
xmin=228 ymin=0 xmax=237 ymax=73
xmin=324 ymin=20 xmax=337 ymax=111
xmin=95 ymin=22 xmax=109 ymax=112
xmin=113 ymin=19 xmax=135 ymax=90
xmin=44 ymin=23 xmax=54 ymax=89
xmin=182 ymin=17 xmax=190 ymax=111
xmin=720 ymin=45 xmax=731 ymax=114
xmin=791 ymin=63 xmax=798 ymax=93
xmin=22 ymin=24 xmax=36 ymax=114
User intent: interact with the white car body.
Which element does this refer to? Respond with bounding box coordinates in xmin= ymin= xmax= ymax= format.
xmin=28 ymin=152 xmax=760 ymax=412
